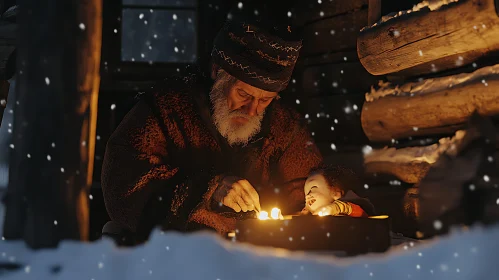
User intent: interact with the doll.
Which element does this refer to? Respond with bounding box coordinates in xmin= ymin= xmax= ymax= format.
xmin=301 ymin=165 xmax=374 ymax=217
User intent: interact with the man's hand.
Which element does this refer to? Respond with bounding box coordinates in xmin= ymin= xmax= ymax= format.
xmin=212 ymin=176 xmax=262 ymax=213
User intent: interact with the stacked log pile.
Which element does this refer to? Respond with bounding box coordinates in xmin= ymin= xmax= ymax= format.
xmin=357 ymin=0 xmax=499 ymax=223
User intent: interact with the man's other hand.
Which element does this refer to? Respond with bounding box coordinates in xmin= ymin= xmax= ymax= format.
xmin=213 ymin=176 xmax=261 ymax=213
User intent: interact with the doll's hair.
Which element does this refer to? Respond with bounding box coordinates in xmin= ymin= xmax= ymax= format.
xmin=308 ymin=165 xmax=360 ymax=195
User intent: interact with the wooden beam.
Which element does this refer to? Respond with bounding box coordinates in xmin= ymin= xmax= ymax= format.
xmin=302 ymin=8 xmax=368 ymax=56
xmin=293 ymin=0 xmax=368 ymax=26
xmin=368 ymin=0 xmax=382 ymax=25
xmin=3 ymin=0 xmax=102 ymax=248
xmin=358 ymin=0 xmax=499 ymax=76
xmin=361 ymin=64 xmax=499 ymax=143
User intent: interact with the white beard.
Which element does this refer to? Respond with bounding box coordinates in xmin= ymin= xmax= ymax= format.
xmin=210 ymin=80 xmax=265 ymax=146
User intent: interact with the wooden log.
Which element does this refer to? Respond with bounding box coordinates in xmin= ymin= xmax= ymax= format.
xmin=358 ymin=0 xmax=499 ymax=76
xmin=302 ymin=8 xmax=368 ymax=56
xmin=361 ymin=64 xmax=499 ymax=143
xmin=293 ymin=0 xmax=368 ymax=26
xmin=3 ymin=0 xmax=102 ymax=248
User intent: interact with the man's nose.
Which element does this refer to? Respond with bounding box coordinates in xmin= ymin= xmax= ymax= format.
xmin=243 ymin=99 xmax=259 ymax=117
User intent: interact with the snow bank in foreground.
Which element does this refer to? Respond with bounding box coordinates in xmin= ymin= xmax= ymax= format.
xmin=1 ymin=225 xmax=499 ymax=280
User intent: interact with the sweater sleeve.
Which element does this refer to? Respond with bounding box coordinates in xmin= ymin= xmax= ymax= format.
xmin=101 ymin=98 xmax=182 ymax=234
xmin=348 ymin=202 xmax=369 ymax=218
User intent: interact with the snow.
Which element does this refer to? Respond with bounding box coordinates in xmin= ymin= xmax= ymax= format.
xmin=361 ymin=0 xmax=460 ymax=31
xmin=364 ymin=130 xmax=466 ymax=164
xmin=0 ymin=225 xmax=498 ymax=279
xmin=365 ymin=63 xmax=499 ymax=102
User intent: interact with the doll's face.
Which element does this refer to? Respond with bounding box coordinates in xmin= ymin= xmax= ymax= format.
xmin=304 ymin=173 xmax=342 ymax=213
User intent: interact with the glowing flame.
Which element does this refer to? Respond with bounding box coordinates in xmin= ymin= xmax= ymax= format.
xmin=258 ymin=208 xmax=284 ymax=220
xmin=258 ymin=211 xmax=269 ymax=220
xmin=270 ymin=208 xmax=281 ymax=220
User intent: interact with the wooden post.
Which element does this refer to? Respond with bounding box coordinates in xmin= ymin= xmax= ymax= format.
xmin=368 ymin=0 xmax=382 ymax=25
xmin=3 ymin=0 xmax=101 ymax=248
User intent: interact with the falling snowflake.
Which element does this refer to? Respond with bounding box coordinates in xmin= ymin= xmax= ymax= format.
xmin=469 ymin=184 xmax=476 ymax=191
xmin=472 ymin=63 xmax=478 ymax=68
xmin=47 ymin=155 xmax=52 ymax=161
xmin=238 ymin=2 xmax=243 ymax=9
xmin=9 ymin=144 xmax=14 ymax=149
xmin=330 ymin=143 xmax=337 ymax=150
xmin=434 ymin=220 xmax=443 ymax=230
xmin=54 ymin=220 xmax=58 ymax=225
xmin=334 ymin=119 xmax=338 ymax=124
xmin=60 ymin=168 xmax=65 ymax=173
xmin=319 ymin=11 xmax=324 ymax=17
xmin=139 ymin=13 xmax=144 ymax=19
xmin=364 ymin=184 xmax=369 ymax=189
xmin=173 ymin=14 xmax=177 ymax=20
xmin=98 ymin=262 xmax=104 ymax=269
xmin=89 ymin=194 xmax=93 ymax=200
xmin=45 ymin=77 xmax=50 ymax=85
xmin=416 ymin=265 xmax=420 ymax=270
xmin=418 ymin=50 xmax=423 ymax=56
xmin=287 ymin=11 xmax=292 ymax=17
xmin=51 ymin=142 xmax=56 ymax=148
xmin=305 ymin=114 xmax=309 ymax=119
xmin=295 ymin=99 xmax=300 ymax=104
xmin=289 ymin=237 xmax=293 ymax=241
xmin=488 ymin=156 xmax=494 ymax=162
xmin=332 ymin=81 xmax=338 ymax=87
xmin=114 ymin=29 xmax=118 ymax=33
xmin=330 ymin=30 xmax=335 ymax=35
xmin=174 ymin=47 xmax=179 ymax=53
xmin=362 ymin=145 xmax=373 ymax=155
xmin=79 ymin=23 xmax=85 ymax=30
xmin=353 ymin=104 xmax=358 ymax=110
xmin=344 ymin=106 xmax=352 ymax=114
xmin=110 ymin=104 xmax=116 ymax=110
xmin=484 ymin=175 xmax=490 ymax=182
xmin=27 ymin=154 xmax=31 ymax=158
xmin=24 ymin=266 xmax=31 ymax=273
xmin=330 ymin=126 xmax=334 ymax=131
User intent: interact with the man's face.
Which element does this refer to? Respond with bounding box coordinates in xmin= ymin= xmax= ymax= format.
xmin=304 ymin=173 xmax=341 ymax=213
xmin=210 ymin=74 xmax=278 ymax=146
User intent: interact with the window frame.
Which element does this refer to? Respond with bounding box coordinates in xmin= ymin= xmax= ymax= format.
xmin=101 ymin=0 xmax=200 ymax=81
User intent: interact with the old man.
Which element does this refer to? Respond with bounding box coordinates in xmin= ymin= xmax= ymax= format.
xmin=101 ymin=8 xmax=322 ymax=243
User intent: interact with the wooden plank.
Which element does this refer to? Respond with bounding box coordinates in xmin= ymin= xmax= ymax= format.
xmin=304 ymin=94 xmax=369 ymax=153
xmin=302 ymin=61 xmax=378 ymax=96
xmin=361 ymin=64 xmax=499 ymax=143
xmin=3 ymin=0 xmax=102 ymax=248
xmin=293 ymin=0 xmax=368 ymax=26
xmin=358 ymin=0 xmax=499 ymax=76
xmin=302 ymin=8 xmax=368 ymax=56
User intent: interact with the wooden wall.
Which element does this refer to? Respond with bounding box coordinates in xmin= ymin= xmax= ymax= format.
xmin=288 ymin=0 xmax=377 ymax=162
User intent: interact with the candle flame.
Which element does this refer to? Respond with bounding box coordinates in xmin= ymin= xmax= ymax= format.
xmin=270 ymin=208 xmax=281 ymax=220
xmin=258 ymin=208 xmax=284 ymax=220
xmin=258 ymin=211 xmax=269 ymax=220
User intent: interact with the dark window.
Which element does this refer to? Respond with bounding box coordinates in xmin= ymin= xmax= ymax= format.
xmin=121 ymin=0 xmax=198 ymax=63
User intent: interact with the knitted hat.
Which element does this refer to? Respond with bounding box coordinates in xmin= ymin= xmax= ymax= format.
xmin=211 ymin=3 xmax=302 ymax=92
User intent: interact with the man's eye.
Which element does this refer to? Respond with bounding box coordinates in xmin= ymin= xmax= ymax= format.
xmin=238 ymin=91 xmax=250 ymax=98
